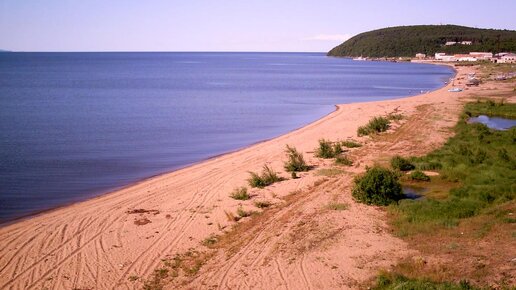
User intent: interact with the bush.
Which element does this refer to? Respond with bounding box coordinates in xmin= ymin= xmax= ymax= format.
xmin=229 ymin=187 xmax=250 ymax=200
xmin=284 ymin=145 xmax=310 ymax=172
xmin=410 ymin=170 xmax=430 ymax=181
xmin=341 ymin=140 xmax=362 ymax=148
xmin=248 ymin=165 xmax=284 ymax=188
xmin=315 ymin=139 xmax=342 ymax=158
xmin=335 ymin=155 xmax=353 ymax=166
xmin=357 ymin=116 xmax=390 ymax=136
xmin=391 ymin=155 xmax=415 ymax=171
xmin=352 ymin=166 xmax=403 ymax=205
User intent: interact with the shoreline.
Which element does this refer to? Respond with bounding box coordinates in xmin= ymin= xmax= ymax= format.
xmin=0 ymin=62 xmax=471 ymax=290
xmin=0 ymin=62 xmax=455 ymax=226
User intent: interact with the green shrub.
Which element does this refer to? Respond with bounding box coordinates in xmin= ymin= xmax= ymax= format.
xmin=315 ymin=139 xmax=343 ymax=158
xmin=341 ymin=140 xmax=362 ymax=148
xmin=236 ymin=207 xmax=252 ymax=218
xmin=357 ymin=116 xmax=390 ymax=136
xmin=387 ymin=113 xmax=404 ymax=121
xmin=248 ymin=165 xmax=284 ymax=188
xmin=374 ymin=272 xmax=477 ymax=290
xmin=229 ymin=187 xmax=250 ymax=200
xmin=284 ymin=145 xmax=310 ymax=172
xmin=352 ymin=166 xmax=403 ymax=205
xmin=391 ymin=155 xmax=415 ymax=171
xmin=254 ymin=201 xmax=271 ymax=208
xmin=335 ymin=155 xmax=353 ymax=166
xmin=410 ymin=170 xmax=430 ymax=181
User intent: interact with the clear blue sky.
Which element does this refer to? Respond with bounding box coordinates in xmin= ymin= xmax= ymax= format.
xmin=1 ymin=0 xmax=515 ymax=52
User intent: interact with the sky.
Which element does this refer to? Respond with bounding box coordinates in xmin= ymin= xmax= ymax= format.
xmin=1 ymin=0 xmax=515 ymax=52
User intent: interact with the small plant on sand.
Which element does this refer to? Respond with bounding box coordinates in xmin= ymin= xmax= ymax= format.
xmin=236 ymin=207 xmax=253 ymax=218
xmin=284 ymin=145 xmax=310 ymax=172
xmin=352 ymin=166 xmax=403 ymax=205
xmin=202 ymin=234 xmax=218 ymax=247
xmin=335 ymin=155 xmax=353 ymax=166
xmin=409 ymin=170 xmax=431 ymax=182
xmin=229 ymin=186 xmax=250 ymax=200
xmin=315 ymin=139 xmax=343 ymax=158
xmin=357 ymin=116 xmax=390 ymax=136
xmin=254 ymin=200 xmax=272 ymax=209
xmin=326 ymin=201 xmax=349 ymax=211
xmin=391 ymin=155 xmax=415 ymax=171
xmin=341 ymin=140 xmax=362 ymax=148
xmin=248 ymin=165 xmax=284 ymax=188
xmin=388 ymin=113 xmax=404 ymax=121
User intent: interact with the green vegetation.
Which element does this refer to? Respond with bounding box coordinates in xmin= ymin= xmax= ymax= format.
xmin=328 ymin=25 xmax=516 ymax=57
xmin=391 ymin=155 xmax=415 ymax=171
xmin=335 ymin=155 xmax=353 ymax=166
xmin=236 ymin=207 xmax=253 ymax=218
xmin=254 ymin=200 xmax=271 ymax=209
xmin=229 ymin=187 xmax=250 ymax=200
xmin=315 ymin=139 xmax=343 ymax=158
xmin=284 ymin=145 xmax=310 ymax=172
xmin=352 ymin=166 xmax=403 ymax=205
xmin=465 ymin=99 xmax=516 ymax=119
xmin=392 ymin=101 xmax=516 ymax=235
xmin=357 ymin=116 xmax=390 ymax=136
xmin=341 ymin=140 xmax=362 ymax=148
xmin=409 ymin=170 xmax=431 ymax=182
xmin=248 ymin=165 xmax=284 ymax=188
xmin=374 ymin=273 xmax=477 ymax=290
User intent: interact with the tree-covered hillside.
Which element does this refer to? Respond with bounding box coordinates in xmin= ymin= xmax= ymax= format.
xmin=327 ymin=25 xmax=516 ymax=57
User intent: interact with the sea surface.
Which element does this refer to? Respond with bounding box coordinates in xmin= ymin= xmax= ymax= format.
xmin=0 ymin=52 xmax=454 ymax=222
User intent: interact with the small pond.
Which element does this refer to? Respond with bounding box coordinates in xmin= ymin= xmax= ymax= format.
xmin=402 ymin=185 xmax=428 ymax=200
xmin=468 ymin=115 xmax=516 ymax=130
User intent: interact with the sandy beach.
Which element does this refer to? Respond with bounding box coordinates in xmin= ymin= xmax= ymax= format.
xmin=0 ymin=63 xmax=513 ymax=289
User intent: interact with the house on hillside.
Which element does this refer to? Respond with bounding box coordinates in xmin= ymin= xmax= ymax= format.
xmin=460 ymin=41 xmax=473 ymax=45
xmin=445 ymin=41 xmax=457 ymax=46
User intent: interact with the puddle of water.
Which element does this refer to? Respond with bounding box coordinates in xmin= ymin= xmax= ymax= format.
xmin=468 ymin=115 xmax=516 ymax=130
xmin=402 ymin=185 xmax=428 ymax=200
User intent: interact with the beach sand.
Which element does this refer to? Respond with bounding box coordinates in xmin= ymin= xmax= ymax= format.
xmin=0 ymin=64 xmax=512 ymax=289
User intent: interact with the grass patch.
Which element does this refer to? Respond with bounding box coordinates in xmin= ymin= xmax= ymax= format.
xmin=392 ymin=101 xmax=516 ymax=235
xmin=465 ymin=98 xmax=516 ymax=119
xmin=315 ymin=139 xmax=343 ymax=158
xmin=284 ymin=145 xmax=310 ymax=172
xmin=374 ymin=272 xmax=477 ymax=290
xmin=316 ymin=168 xmax=345 ymax=177
xmin=388 ymin=113 xmax=404 ymax=121
xmin=391 ymin=155 xmax=415 ymax=171
xmin=254 ymin=200 xmax=272 ymax=209
xmin=236 ymin=207 xmax=253 ymax=218
xmin=229 ymin=187 xmax=250 ymax=200
xmin=326 ymin=202 xmax=349 ymax=211
xmin=357 ymin=116 xmax=390 ymax=136
xmin=410 ymin=170 xmax=431 ymax=182
xmin=248 ymin=165 xmax=284 ymax=188
xmin=352 ymin=166 xmax=403 ymax=206
xmin=341 ymin=140 xmax=362 ymax=148
xmin=335 ymin=155 xmax=353 ymax=166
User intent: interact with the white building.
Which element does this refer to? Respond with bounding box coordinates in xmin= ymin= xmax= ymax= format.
xmin=469 ymin=52 xmax=493 ymax=60
xmin=415 ymin=53 xmax=426 ymax=59
xmin=445 ymin=41 xmax=457 ymax=46
xmin=460 ymin=41 xmax=473 ymax=45
xmin=499 ymin=53 xmax=516 ymax=63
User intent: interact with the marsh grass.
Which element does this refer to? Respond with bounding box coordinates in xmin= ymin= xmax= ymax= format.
xmin=248 ymin=165 xmax=284 ymax=188
xmin=284 ymin=145 xmax=310 ymax=172
xmin=357 ymin=116 xmax=390 ymax=136
xmin=392 ymin=102 xmax=516 ymax=235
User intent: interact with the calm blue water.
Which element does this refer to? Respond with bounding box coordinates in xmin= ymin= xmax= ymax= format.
xmin=0 ymin=52 xmax=453 ymax=222
xmin=469 ymin=115 xmax=516 ymax=130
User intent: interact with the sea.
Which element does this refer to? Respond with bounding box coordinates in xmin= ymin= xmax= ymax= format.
xmin=0 ymin=52 xmax=454 ymax=223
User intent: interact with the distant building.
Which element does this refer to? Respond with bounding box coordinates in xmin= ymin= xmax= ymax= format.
xmin=469 ymin=52 xmax=493 ymax=60
xmin=460 ymin=41 xmax=473 ymax=45
xmin=499 ymin=53 xmax=516 ymax=63
xmin=435 ymin=53 xmax=456 ymax=61
xmin=445 ymin=41 xmax=457 ymax=46
xmin=454 ymin=54 xmax=477 ymax=62
xmin=415 ymin=53 xmax=426 ymax=59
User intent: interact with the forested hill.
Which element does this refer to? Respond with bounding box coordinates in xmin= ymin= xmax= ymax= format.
xmin=327 ymin=25 xmax=516 ymax=57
